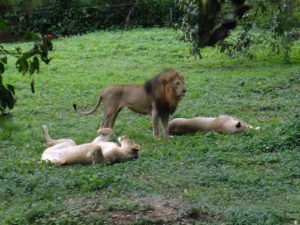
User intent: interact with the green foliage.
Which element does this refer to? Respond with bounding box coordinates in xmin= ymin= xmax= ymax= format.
xmin=0 ymin=75 xmax=15 ymax=113
xmin=180 ymin=0 xmax=300 ymax=62
xmin=219 ymin=0 xmax=300 ymax=63
xmin=0 ymin=32 xmax=53 ymax=116
xmin=179 ymin=0 xmax=251 ymax=57
xmin=3 ymin=0 xmax=181 ymax=36
xmin=0 ymin=18 xmax=7 ymax=31
xmin=0 ymin=54 xmax=16 ymax=115
xmin=0 ymin=29 xmax=299 ymax=224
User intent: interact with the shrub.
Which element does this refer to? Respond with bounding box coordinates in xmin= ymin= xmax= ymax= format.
xmin=3 ymin=0 xmax=182 ymax=36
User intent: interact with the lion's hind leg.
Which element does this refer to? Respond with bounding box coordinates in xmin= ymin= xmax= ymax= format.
xmin=101 ymin=102 xmax=123 ymax=129
xmin=42 ymin=125 xmax=75 ymax=147
xmin=91 ymin=149 xmax=104 ymax=165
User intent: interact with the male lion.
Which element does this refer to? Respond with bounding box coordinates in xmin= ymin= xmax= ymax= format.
xmin=73 ymin=69 xmax=186 ymax=139
xmin=41 ymin=126 xmax=141 ymax=165
xmin=168 ymin=115 xmax=260 ymax=135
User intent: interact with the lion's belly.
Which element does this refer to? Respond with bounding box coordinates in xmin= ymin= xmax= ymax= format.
xmin=128 ymin=105 xmax=149 ymax=114
xmin=99 ymin=142 xmax=118 ymax=154
xmin=124 ymin=96 xmax=152 ymax=114
xmin=41 ymin=144 xmax=95 ymax=164
xmin=41 ymin=147 xmax=76 ymax=164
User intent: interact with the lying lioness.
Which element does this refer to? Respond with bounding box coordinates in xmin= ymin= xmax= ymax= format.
xmin=41 ymin=126 xmax=141 ymax=165
xmin=168 ymin=115 xmax=259 ymax=135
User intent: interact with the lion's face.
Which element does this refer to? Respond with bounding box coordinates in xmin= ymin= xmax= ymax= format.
xmin=117 ymin=136 xmax=141 ymax=159
xmin=170 ymin=77 xmax=186 ymax=100
xmin=223 ymin=118 xmax=249 ymax=133
xmin=118 ymin=136 xmax=141 ymax=151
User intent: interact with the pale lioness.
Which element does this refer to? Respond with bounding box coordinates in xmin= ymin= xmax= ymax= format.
xmin=41 ymin=126 xmax=141 ymax=165
xmin=73 ymin=69 xmax=186 ymax=139
xmin=168 ymin=115 xmax=260 ymax=135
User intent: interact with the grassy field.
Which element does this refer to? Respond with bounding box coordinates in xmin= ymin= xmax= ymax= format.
xmin=0 ymin=28 xmax=299 ymax=225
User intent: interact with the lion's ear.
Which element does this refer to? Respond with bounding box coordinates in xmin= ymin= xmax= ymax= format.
xmin=133 ymin=144 xmax=141 ymax=151
xmin=236 ymin=121 xmax=241 ymax=128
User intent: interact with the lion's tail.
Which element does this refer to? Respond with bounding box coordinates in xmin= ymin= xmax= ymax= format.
xmin=73 ymin=93 xmax=102 ymax=115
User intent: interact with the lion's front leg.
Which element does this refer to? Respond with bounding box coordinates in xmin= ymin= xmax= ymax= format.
xmin=91 ymin=149 xmax=104 ymax=165
xmin=161 ymin=115 xmax=170 ymax=138
xmin=151 ymin=108 xmax=160 ymax=139
xmin=86 ymin=145 xmax=104 ymax=165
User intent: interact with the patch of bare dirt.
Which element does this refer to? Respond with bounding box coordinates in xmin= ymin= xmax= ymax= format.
xmin=74 ymin=195 xmax=218 ymax=224
xmin=141 ymin=197 xmax=179 ymax=218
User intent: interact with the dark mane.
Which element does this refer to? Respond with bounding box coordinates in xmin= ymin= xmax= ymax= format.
xmin=143 ymin=69 xmax=183 ymax=116
xmin=144 ymin=69 xmax=176 ymax=95
xmin=155 ymin=99 xmax=177 ymax=116
xmin=144 ymin=79 xmax=152 ymax=94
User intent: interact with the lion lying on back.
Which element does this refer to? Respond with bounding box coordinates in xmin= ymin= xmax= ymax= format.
xmin=73 ymin=69 xmax=186 ymax=139
xmin=168 ymin=115 xmax=260 ymax=135
xmin=41 ymin=126 xmax=141 ymax=165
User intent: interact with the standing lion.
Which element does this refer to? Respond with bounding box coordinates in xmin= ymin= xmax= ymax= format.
xmin=73 ymin=69 xmax=186 ymax=139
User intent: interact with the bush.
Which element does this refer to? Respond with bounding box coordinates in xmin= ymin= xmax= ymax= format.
xmin=3 ymin=0 xmax=182 ymax=36
xmin=218 ymin=0 xmax=300 ymax=63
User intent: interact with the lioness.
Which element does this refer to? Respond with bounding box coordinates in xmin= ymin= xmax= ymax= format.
xmin=41 ymin=126 xmax=141 ymax=165
xmin=168 ymin=115 xmax=260 ymax=135
xmin=73 ymin=69 xmax=186 ymax=139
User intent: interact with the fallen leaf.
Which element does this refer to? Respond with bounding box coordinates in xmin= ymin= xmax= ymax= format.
xmin=112 ymin=214 xmax=119 ymax=218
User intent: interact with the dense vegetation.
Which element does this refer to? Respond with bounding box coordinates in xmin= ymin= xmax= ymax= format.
xmin=0 ymin=32 xmax=53 ymax=115
xmin=2 ymin=0 xmax=299 ymax=63
xmin=1 ymin=0 xmax=180 ymax=36
xmin=0 ymin=28 xmax=299 ymax=224
xmin=180 ymin=0 xmax=300 ymax=62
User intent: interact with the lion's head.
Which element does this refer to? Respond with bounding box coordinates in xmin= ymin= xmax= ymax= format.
xmin=145 ymin=69 xmax=186 ymax=116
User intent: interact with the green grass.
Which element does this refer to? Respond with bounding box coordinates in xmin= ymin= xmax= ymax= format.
xmin=0 ymin=28 xmax=300 ymax=225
